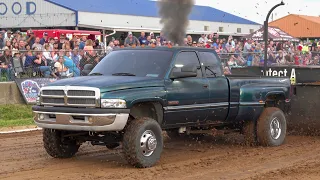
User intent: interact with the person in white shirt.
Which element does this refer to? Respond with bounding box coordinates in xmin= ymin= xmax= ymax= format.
xmin=198 ymin=34 xmax=208 ymax=44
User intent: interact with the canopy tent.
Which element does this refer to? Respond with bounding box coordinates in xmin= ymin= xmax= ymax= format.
xmin=242 ymin=26 xmax=300 ymax=42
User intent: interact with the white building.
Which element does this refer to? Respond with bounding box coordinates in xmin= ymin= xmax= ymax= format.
xmin=0 ymin=0 xmax=261 ymax=36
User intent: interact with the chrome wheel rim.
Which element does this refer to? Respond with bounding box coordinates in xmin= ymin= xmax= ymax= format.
xmin=140 ymin=130 xmax=157 ymax=157
xmin=270 ymin=117 xmax=282 ymax=140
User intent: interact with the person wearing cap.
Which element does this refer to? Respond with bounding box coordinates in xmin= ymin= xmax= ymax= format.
xmin=14 ymin=30 xmax=22 ymax=42
xmin=40 ymin=32 xmax=49 ymax=45
xmin=156 ymin=36 xmax=161 ymax=46
xmin=192 ymin=41 xmax=197 ymax=47
xmin=124 ymin=32 xmax=140 ymax=47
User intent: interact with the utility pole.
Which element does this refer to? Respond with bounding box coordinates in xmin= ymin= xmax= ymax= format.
xmin=263 ymin=1 xmax=285 ymax=73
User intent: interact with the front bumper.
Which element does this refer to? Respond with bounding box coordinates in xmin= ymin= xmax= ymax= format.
xmin=32 ymin=106 xmax=130 ymax=132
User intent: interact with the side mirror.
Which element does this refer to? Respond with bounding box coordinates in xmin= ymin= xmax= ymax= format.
xmin=170 ymin=64 xmax=198 ymax=79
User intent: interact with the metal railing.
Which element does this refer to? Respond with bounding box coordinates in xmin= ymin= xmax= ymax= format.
xmin=0 ymin=48 xmax=319 ymax=81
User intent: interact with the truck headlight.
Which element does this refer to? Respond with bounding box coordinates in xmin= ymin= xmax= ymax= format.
xmin=101 ymin=99 xmax=126 ymax=108
xmin=36 ymin=96 xmax=40 ymax=105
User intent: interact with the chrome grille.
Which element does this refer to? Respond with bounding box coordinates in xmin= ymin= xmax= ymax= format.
xmin=42 ymin=90 xmax=64 ymax=96
xmin=42 ymin=97 xmax=65 ymax=104
xmin=40 ymin=86 xmax=100 ymax=107
xmin=67 ymin=90 xmax=95 ymax=96
xmin=68 ymin=98 xmax=96 ymax=105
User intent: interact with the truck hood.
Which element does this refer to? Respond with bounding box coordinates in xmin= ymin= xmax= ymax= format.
xmin=46 ymin=76 xmax=164 ymax=92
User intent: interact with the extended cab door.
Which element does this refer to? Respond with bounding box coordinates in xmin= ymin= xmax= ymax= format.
xmin=164 ymin=51 xmax=210 ymax=125
xmin=197 ymin=51 xmax=229 ymax=123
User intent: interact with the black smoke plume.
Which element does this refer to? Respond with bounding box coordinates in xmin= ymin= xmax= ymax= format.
xmin=158 ymin=0 xmax=195 ymax=45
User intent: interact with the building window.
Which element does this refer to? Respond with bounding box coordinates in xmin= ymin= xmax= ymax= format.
xmin=250 ymin=29 xmax=254 ymax=33
xmin=219 ymin=27 xmax=224 ymax=32
xmin=237 ymin=28 xmax=241 ymax=33
xmin=204 ymin=26 xmax=209 ymax=31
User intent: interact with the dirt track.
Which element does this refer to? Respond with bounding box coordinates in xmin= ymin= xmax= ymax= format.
xmin=1 ymin=131 xmax=320 ymax=180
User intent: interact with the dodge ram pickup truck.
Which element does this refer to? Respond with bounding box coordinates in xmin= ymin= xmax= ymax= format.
xmin=33 ymin=47 xmax=291 ymax=168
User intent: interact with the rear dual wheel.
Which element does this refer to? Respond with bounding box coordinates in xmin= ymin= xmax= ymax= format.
xmin=243 ymin=107 xmax=287 ymax=147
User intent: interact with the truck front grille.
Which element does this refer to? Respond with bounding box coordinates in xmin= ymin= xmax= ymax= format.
xmin=42 ymin=97 xmax=65 ymax=104
xmin=67 ymin=90 xmax=95 ymax=97
xmin=40 ymin=86 xmax=100 ymax=107
xmin=67 ymin=98 xmax=96 ymax=105
xmin=42 ymin=90 xmax=64 ymax=96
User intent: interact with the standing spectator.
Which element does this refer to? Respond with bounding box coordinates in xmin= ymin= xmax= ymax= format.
xmin=79 ymin=36 xmax=87 ymax=50
xmin=159 ymin=31 xmax=166 ymax=44
xmin=71 ymin=48 xmax=80 ymax=69
xmin=84 ymin=39 xmax=94 ymax=56
xmin=0 ymin=32 xmax=4 ymax=49
xmin=187 ymin=35 xmax=192 ymax=45
xmin=113 ymin=40 xmax=120 ymax=49
xmin=124 ymin=32 xmax=140 ymax=47
xmin=139 ymin=32 xmax=148 ymax=45
xmin=150 ymin=32 xmax=155 ymax=40
xmin=32 ymin=37 xmax=43 ymax=50
xmin=26 ymin=30 xmax=36 ymax=47
xmin=4 ymin=30 xmax=13 ymax=42
xmin=14 ymin=30 xmax=22 ymax=42
xmin=58 ymin=35 xmax=66 ymax=50
xmin=198 ymin=34 xmax=208 ymax=44
xmin=106 ymin=41 xmax=114 ymax=55
xmin=3 ymin=40 xmax=12 ymax=50
xmin=156 ymin=36 xmax=161 ymax=46
xmin=0 ymin=48 xmax=12 ymax=81
xmin=40 ymin=32 xmax=49 ymax=45
xmin=11 ymin=42 xmax=19 ymax=57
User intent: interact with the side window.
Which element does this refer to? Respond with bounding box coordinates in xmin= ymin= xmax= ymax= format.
xmin=172 ymin=51 xmax=202 ymax=77
xmin=198 ymin=52 xmax=223 ymax=77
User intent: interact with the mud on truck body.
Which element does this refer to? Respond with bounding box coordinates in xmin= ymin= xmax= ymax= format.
xmin=33 ymin=47 xmax=291 ymax=168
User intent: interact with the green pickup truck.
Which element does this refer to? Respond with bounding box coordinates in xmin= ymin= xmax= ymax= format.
xmin=33 ymin=47 xmax=292 ymax=168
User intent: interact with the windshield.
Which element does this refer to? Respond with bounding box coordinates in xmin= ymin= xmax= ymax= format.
xmin=89 ymin=50 xmax=173 ymax=78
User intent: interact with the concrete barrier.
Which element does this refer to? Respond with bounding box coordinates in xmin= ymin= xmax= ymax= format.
xmin=0 ymin=82 xmax=25 ymax=104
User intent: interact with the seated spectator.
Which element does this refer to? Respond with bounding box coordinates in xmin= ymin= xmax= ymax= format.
xmin=43 ymin=44 xmax=53 ymax=61
xmin=32 ymin=50 xmax=57 ymax=78
xmin=0 ymin=48 xmax=12 ymax=81
xmin=57 ymin=50 xmax=80 ymax=77
xmin=11 ymin=52 xmax=24 ymax=77
xmin=54 ymin=56 xmax=71 ymax=77
xmin=227 ymin=55 xmax=239 ymax=68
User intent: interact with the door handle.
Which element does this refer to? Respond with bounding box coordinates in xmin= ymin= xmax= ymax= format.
xmin=203 ymin=84 xmax=208 ymax=88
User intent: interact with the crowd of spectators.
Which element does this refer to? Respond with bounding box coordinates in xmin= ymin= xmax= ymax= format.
xmin=0 ymin=29 xmax=105 ymax=81
xmin=0 ymin=29 xmax=320 ymax=81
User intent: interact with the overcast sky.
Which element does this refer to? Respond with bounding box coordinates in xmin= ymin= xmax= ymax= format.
xmin=195 ymin=0 xmax=320 ymax=24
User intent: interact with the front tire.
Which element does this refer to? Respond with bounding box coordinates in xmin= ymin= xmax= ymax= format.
xmin=257 ymin=107 xmax=287 ymax=146
xmin=43 ymin=129 xmax=80 ymax=158
xmin=122 ymin=118 xmax=163 ymax=168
